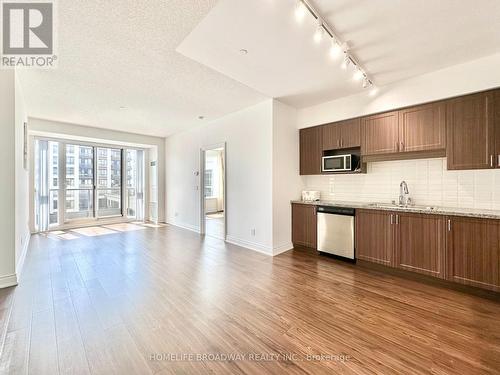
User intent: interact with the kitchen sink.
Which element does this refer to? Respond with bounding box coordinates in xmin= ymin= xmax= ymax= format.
xmin=367 ymin=203 xmax=437 ymax=211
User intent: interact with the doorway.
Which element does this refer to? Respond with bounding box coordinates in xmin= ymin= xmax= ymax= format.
xmin=201 ymin=144 xmax=226 ymax=240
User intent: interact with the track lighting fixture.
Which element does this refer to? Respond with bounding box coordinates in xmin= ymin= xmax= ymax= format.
xmin=329 ymin=40 xmax=341 ymax=59
xmin=313 ymin=21 xmax=324 ymax=44
xmin=353 ymin=68 xmax=364 ymax=81
xmin=341 ymin=54 xmax=350 ymax=70
xmin=295 ymin=1 xmax=307 ymax=23
xmin=292 ymin=0 xmax=376 ymax=95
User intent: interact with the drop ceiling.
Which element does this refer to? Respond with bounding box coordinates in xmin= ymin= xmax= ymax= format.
xmin=17 ymin=0 xmax=500 ymax=136
xmin=178 ymin=0 xmax=500 ymax=108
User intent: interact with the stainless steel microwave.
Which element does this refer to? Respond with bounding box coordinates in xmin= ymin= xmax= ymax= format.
xmin=322 ymin=154 xmax=357 ymax=172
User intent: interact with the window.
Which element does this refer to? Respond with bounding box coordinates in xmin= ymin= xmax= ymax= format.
xmin=204 ymin=170 xmax=213 ymax=197
xmin=96 ymin=148 xmax=121 ymax=217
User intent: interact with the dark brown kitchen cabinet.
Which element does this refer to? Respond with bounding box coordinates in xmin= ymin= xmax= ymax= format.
xmin=495 ymin=91 xmax=500 ymax=168
xmin=292 ymin=203 xmax=317 ymax=249
xmin=446 ymin=91 xmax=495 ymax=170
xmin=300 ymin=127 xmax=322 ymax=175
xmin=446 ymin=216 xmax=500 ymax=292
xmin=355 ymin=210 xmax=395 ymax=266
xmin=361 ymin=111 xmax=399 ymax=155
xmin=322 ymin=119 xmax=361 ymax=150
xmin=398 ymin=102 xmax=446 ymax=153
xmin=395 ymin=213 xmax=446 ymax=279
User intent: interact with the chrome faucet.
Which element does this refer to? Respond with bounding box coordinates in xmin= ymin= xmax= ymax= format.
xmin=399 ymin=180 xmax=411 ymax=206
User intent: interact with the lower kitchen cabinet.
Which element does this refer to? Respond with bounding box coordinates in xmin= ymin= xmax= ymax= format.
xmin=355 ymin=210 xmax=395 ymax=266
xmin=395 ymin=213 xmax=446 ymax=278
xmin=446 ymin=216 xmax=500 ymax=291
xmin=292 ymin=203 xmax=317 ymax=249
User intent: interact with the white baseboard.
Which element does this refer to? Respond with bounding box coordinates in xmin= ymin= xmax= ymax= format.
xmin=0 ymin=274 xmax=17 ymax=289
xmin=15 ymin=232 xmax=30 ymax=282
xmin=273 ymin=242 xmax=293 ymax=256
xmin=226 ymin=236 xmax=273 ymax=256
xmin=167 ymin=220 xmax=201 ymax=234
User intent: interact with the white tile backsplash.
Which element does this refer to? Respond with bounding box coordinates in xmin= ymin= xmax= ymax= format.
xmin=304 ymin=158 xmax=500 ymax=209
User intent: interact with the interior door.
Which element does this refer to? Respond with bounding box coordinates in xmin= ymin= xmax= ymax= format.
xmin=64 ymin=144 xmax=94 ymax=221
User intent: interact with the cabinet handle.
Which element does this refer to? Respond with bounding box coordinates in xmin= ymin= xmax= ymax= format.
xmin=395 ymin=214 xmax=399 ymax=225
xmin=341 ymin=139 xmax=343 ymax=148
xmin=400 ymin=142 xmax=404 ymax=151
xmin=447 ymin=219 xmax=451 ymax=232
xmin=491 ymin=155 xmax=494 ymax=167
xmin=390 ymin=214 xmax=393 ymax=225
xmin=498 ymin=155 xmax=500 ymax=168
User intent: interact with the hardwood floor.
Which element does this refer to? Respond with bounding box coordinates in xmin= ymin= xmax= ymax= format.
xmin=1 ymin=224 xmax=499 ymax=374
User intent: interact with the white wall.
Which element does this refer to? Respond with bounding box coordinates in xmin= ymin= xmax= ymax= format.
xmin=298 ymin=53 xmax=500 ymax=128
xmin=165 ymin=100 xmax=274 ymax=254
xmin=15 ymin=73 xmax=30 ymax=279
xmin=29 ymin=118 xmax=166 ymax=223
xmin=272 ymin=100 xmax=303 ymax=254
xmin=0 ymin=71 xmax=17 ymax=288
xmin=305 ymin=158 xmax=500 ymax=210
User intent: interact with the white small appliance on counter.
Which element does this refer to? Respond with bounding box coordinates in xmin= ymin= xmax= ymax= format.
xmin=302 ymin=190 xmax=320 ymax=202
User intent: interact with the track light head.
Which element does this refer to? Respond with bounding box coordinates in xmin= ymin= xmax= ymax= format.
xmin=341 ymin=54 xmax=350 ymax=70
xmin=295 ymin=1 xmax=307 ymax=23
xmin=313 ymin=22 xmax=324 ymax=44
xmin=353 ymin=68 xmax=364 ymax=81
xmin=329 ymin=40 xmax=341 ymax=60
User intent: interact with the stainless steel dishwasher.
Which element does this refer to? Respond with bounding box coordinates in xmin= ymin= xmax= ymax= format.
xmin=317 ymin=206 xmax=355 ymax=260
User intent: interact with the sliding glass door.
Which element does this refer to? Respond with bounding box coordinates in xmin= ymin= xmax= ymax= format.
xmin=96 ymin=147 xmax=122 ymax=217
xmin=34 ymin=138 xmax=145 ymax=231
xmin=65 ymin=144 xmax=94 ymax=221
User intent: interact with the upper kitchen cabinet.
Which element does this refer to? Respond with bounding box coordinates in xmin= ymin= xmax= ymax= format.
xmin=322 ymin=119 xmax=361 ymax=150
xmin=446 ymin=91 xmax=495 ymax=170
xmin=495 ymin=90 xmax=500 ymax=168
xmin=398 ymin=102 xmax=446 ymax=153
xmin=300 ymin=126 xmax=322 ymax=175
xmin=361 ymin=111 xmax=399 ymax=155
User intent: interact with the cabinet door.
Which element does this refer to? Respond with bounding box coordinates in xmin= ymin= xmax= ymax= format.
xmin=446 ymin=216 xmax=499 ymax=291
xmin=446 ymin=91 xmax=495 ymax=170
xmin=495 ymin=91 xmax=500 ymax=168
xmin=300 ymin=127 xmax=322 ymax=175
xmin=339 ymin=118 xmax=361 ymax=149
xmin=399 ymin=102 xmax=446 ymax=152
xmin=355 ymin=210 xmax=395 ymax=266
xmin=292 ymin=204 xmax=317 ymax=249
xmin=361 ymin=111 xmax=399 ymax=155
xmin=395 ymin=213 xmax=446 ymax=278
xmin=321 ymin=123 xmax=341 ymax=150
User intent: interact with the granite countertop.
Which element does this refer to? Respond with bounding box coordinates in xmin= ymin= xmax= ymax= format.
xmin=291 ymin=200 xmax=500 ymax=220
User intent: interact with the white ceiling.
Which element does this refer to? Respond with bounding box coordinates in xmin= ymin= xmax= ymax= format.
xmin=178 ymin=0 xmax=500 ymax=108
xmin=18 ymin=0 xmax=500 ymax=136
xmin=18 ymin=0 xmax=267 ymax=137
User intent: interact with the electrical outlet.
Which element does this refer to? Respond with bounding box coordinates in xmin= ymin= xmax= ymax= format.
xmin=251 ymin=229 xmax=256 ymax=236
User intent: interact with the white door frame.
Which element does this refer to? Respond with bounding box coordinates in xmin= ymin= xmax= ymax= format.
xmin=200 ymin=142 xmax=226 ymax=240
